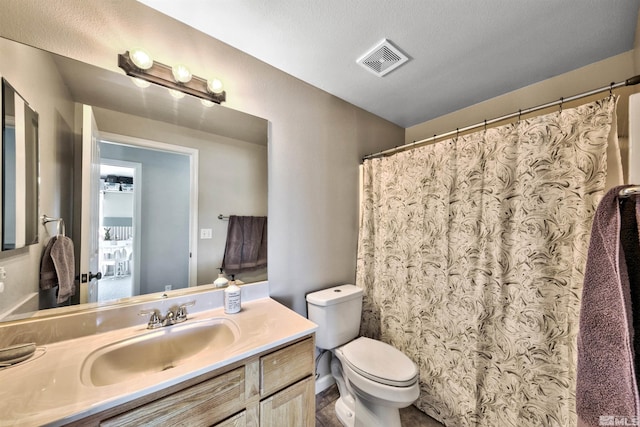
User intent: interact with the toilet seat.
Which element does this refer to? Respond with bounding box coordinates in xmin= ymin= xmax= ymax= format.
xmin=339 ymin=337 xmax=418 ymax=387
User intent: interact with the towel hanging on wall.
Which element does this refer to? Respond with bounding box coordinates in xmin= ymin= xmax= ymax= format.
xmin=576 ymin=185 xmax=640 ymax=426
xmin=39 ymin=235 xmax=76 ymax=304
xmin=221 ymin=215 xmax=267 ymax=275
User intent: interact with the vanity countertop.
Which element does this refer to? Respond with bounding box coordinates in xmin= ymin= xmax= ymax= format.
xmin=0 ymin=298 xmax=317 ymax=427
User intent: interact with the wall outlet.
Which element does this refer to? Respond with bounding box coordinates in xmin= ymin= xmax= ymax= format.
xmin=200 ymin=228 xmax=213 ymax=239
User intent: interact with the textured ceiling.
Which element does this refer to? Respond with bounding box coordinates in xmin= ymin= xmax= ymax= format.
xmin=139 ymin=0 xmax=640 ymax=128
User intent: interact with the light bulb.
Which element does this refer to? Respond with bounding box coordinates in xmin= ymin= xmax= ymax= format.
xmin=131 ymin=77 xmax=150 ymax=88
xmin=172 ymin=64 xmax=192 ymax=83
xmin=168 ymin=88 xmax=185 ymax=99
xmin=129 ymin=48 xmax=153 ymax=70
xmin=207 ymin=78 xmax=224 ymax=94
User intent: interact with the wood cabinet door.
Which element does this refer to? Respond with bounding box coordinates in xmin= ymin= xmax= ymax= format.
xmin=259 ymin=377 xmax=315 ymax=427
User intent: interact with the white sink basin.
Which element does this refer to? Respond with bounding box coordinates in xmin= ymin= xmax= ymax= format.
xmin=81 ymin=317 xmax=239 ymax=387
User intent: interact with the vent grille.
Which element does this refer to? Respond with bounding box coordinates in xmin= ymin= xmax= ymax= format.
xmin=357 ymin=39 xmax=409 ymax=77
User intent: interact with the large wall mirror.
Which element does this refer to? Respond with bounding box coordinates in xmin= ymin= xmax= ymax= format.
xmin=1 ymin=78 xmax=39 ymax=251
xmin=0 ymin=36 xmax=268 ymax=323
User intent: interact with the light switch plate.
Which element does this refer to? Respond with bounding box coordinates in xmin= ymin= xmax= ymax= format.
xmin=200 ymin=228 xmax=213 ymax=239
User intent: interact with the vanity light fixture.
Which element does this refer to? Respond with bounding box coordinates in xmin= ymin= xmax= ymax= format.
xmin=129 ymin=48 xmax=153 ymax=70
xmin=118 ymin=50 xmax=226 ymax=104
xmin=171 ymin=64 xmax=192 ymax=83
xmin=168 ymin=88 xmax=186 ymax=99
xmin=131 ymin=77 xmax=151 ymax=88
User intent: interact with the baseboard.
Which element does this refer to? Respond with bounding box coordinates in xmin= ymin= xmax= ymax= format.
xmin=315 ymin=373 xmax=336 ymax=395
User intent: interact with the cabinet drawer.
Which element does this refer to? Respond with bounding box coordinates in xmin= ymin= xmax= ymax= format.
xmin=260 ymin=377 xmax=315 ymax=427
xmin=101 ymin=367 xmax=245 ymax=427
xmin=260 ymin=337 xmax=314 ymax=397
xmin=214 ymin=410 xmax=246 ymax=427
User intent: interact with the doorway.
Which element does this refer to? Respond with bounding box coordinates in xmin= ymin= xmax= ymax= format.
xmin=96 ymin=133 xmax=198 ymax=299
xmin=97 ymin=160 xmax=140 ymax=302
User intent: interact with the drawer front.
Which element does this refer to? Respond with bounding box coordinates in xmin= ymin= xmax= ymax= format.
xmin=101 ymin=367 xmax=245 ymax=427
xmin=259 ymin=377 xmax=315 ymax=427
xmin=214 ymin=410 xmax=246 ymax=427
xmin=260 ymin=337 xmax=314 ymax=397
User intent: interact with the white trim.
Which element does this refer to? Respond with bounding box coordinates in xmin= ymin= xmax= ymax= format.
xmin=99 ymin=131 xmax=199 ymax=287
xmin=315 ymin=373 xmax=336 ymax=395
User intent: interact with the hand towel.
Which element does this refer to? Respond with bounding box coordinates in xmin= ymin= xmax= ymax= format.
xmin=576 ymin=185 xmax=640 ymax=426
xmin=222 ymin=215 xmax=267 ymax=275
xmin=51 ymin=235 xmax=75 ymax=303
xmin=39 ymin=237 xmax=58 ymax=291
xmin=39 ymin=235 xmax=76 ymax=304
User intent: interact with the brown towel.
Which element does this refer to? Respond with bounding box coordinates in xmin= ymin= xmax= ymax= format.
xmin=221 ymin=215 xmax=267 ymax=275
xmin=576 ymin=185 xmax=640 ymax=426
xmin=39 ymin=236 xmax=76 ymax=304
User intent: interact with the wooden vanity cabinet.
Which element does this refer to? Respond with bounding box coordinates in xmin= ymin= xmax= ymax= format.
xmin=68 ymin=335 xmax=315 ymax=427
xmin=259 ymin=337 xmax=315 ymax=426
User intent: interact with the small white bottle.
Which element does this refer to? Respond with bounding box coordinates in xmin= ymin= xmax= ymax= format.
xmin=224 ymin=275 xmax=241 ymax=314
xmin=214 ymin=268 xmax=229 ymax=288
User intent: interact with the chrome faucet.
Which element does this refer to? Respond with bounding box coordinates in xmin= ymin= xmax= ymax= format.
xmin=138 ymin=309 xmax=163 ymax=329
xmin=175 ymin=301 xmax=196 ymax=324
xmin=139 ymin=301 xmax=195 ymax=329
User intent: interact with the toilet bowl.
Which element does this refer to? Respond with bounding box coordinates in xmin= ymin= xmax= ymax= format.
xmin=306 ymin=285 xmax=420 ymax=427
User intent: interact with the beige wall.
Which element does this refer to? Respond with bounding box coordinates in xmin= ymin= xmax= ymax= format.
xmin=406 ymin=51 xmax=637 ymax=145
xmin=1 ymin=1 xmax=635 ymax=317
xmin=0 ymin=38 xmax=76 ymax=315
xmin=0 ymin=0 xmax=404 ymax=315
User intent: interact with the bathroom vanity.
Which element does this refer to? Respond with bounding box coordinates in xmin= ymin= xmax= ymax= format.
xmin=0 ymin=288 xmax=317 ymax=427
xmin=72 ymin=335 xmax=315 ymax=426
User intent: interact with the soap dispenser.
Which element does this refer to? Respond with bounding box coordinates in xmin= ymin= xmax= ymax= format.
xmin=224 ymin=274 xmax=241 ymax=314
xmin=214 ymin=268 xmax=229 ymax=288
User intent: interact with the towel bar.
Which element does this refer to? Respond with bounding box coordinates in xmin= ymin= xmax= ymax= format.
xmin=619 ymin=186 xmax=640 ymax=198
xmin=41 ymin=214 xmax=66 ymax=236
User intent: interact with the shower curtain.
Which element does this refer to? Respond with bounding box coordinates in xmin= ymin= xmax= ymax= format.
xmin=356 ymin=97 xmax=618 ymax=426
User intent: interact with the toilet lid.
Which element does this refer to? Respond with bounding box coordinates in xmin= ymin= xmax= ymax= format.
xmin=340 ymin=337 xmax=418 ymax=387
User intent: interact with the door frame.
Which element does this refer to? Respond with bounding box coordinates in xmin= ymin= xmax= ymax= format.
xmin=99 ymin=131 xmax=199 ymax=288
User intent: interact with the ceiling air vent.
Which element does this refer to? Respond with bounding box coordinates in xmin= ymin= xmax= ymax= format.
xmin=357 ymin=39 xmax=409 ymax=77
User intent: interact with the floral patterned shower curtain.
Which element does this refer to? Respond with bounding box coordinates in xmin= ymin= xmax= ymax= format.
xmin=356 ymin=98 xmax=617 ymax=426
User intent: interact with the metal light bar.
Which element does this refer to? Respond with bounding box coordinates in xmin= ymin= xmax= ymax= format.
xmin=118 ymin=51 xmax=226 ymax=104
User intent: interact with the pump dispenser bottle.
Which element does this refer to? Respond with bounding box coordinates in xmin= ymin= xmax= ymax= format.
xmin=214 ymin=268 xmax=229 ymax=288
xmin=224 ymin=274 xmax=241 ymax=314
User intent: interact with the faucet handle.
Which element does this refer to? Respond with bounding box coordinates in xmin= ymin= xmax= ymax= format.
xmin=163 ymin=310 xmax=176 ymax=327
xmin=138 ymin=309 xmax=163 ymax=329
xmin=175 ymin=300 xmax=196 ymax=323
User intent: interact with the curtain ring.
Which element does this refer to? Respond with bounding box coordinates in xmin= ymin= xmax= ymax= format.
xmin=456 ymin=128 xmax=459 ymax=140
xmin=484 ymin=119 xmax=487 ymax=133
xmin=559 ymin=97 xmax=563 ymax=114
xmin=609 ymin=82 xmax=614 ymax=98
xmin=518 ymin=109 xmax=522 ymax=122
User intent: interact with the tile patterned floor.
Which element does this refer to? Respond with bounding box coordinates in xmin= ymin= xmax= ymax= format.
xmin=315 ymin=384 xmax=444 ymax=427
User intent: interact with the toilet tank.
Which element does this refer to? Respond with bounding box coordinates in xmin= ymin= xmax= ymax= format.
xmin=306 ymin=284 xmax=363 ymax=350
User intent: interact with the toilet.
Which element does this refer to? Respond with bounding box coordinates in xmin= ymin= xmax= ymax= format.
xmin=306 ymin=284 xmax=419 ymax=427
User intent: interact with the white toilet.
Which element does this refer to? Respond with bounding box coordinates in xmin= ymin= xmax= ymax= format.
xmin=306 ymin=284 xmax=420 ymax=427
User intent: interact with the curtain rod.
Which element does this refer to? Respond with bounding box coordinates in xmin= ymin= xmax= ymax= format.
xmin=363 ymin=75 xmax=640 ymax=161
